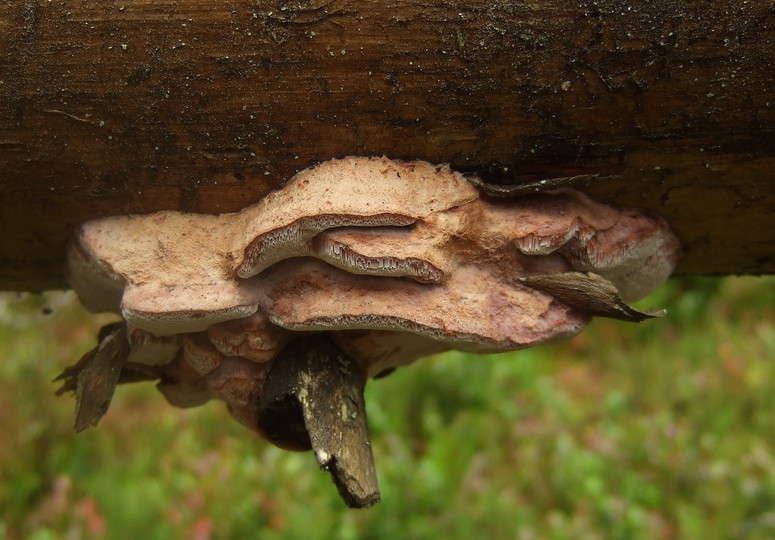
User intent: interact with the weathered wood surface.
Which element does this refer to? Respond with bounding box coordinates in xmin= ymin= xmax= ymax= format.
xmin=258 ymin=334 xmax=380 ymax=508
xmin=1 ymin=0 xmax=773 ymax=290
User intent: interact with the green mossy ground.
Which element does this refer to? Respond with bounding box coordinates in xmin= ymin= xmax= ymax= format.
xmin=1 ymin=276 xmax=774 ymax=539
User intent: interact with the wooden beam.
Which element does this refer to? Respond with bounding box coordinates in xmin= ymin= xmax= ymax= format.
xmin=1 ymin=1 xmax=773 ymax=290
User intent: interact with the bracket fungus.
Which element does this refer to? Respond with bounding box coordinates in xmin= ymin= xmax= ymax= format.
xmin=60 ymin=156 xmax=681 ymax=507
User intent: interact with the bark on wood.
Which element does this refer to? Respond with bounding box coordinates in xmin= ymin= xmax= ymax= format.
xmin=1 ymin=0 xmax=773 ymax=290
xmin=257 ymin=334 xmax=380 ymax=508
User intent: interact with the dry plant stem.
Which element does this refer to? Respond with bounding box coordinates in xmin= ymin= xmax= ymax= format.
xmin=258 ymin=334 xmax=380 ymax=509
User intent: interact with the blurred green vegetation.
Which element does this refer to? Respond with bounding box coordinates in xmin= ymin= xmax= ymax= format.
xmin=0 ymin=276 xmax=773 ymax=539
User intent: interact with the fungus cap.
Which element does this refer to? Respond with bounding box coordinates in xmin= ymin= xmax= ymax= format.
xmin=67 ymin=156 xmax=681 ymax=378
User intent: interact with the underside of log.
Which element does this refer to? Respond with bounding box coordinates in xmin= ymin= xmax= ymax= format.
xmin=1 ymin=0 xmax=773 ymax=290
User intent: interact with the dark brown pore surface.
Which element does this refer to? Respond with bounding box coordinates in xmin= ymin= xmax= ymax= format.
xmin=1 ymin=0 xmax=773 ymax=290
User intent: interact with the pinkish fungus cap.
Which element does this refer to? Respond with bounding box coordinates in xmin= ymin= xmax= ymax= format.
xmin=66 ymin=156 xmax=681 ymax=415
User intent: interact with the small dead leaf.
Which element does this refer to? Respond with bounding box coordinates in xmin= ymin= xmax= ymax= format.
xmin=520 ymin=272 xmax=664 ymax=322
xmin=72 ymin=323 xmax=130 ymax=431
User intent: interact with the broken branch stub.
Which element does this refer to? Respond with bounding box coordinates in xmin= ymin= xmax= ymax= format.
xmin=61 ymin=156 xmax=681 ymax=507
xmin=258 ymin=334 xmax=380 ymax=508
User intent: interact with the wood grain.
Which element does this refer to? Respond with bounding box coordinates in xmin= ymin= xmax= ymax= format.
xmin=1 ymin=0 xmax=773 ymax=289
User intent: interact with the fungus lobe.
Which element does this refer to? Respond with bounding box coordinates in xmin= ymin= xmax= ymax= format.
xmin=60 ymin=156 xmax=681 ymax=507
